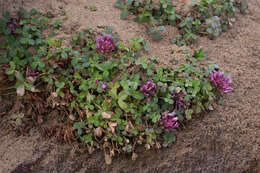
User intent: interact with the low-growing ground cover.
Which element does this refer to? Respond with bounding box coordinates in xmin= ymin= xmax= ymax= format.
xmin=0 ymin=0 xmax=260 ymax=172
xmin=115 ymin=0 xmax=245 ymax=45
xmin=0 ymin=8 xmax=233 ymax=163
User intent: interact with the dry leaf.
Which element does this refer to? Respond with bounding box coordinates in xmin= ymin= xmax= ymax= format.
xmin=156 ymin=142 xmax=161 ymax=149
xmin=108 ymin=122 xmax=117 ymax=133
xmin=104 ymin=153 xmax=112 ymax=165
xmin=94 ymin=127 xmax=103 ymax=137
xmin=52 ymin=92 xmax=58 ymax=97
xmin=125 ymin=124 xmax=129 ymax=131
xmin=88 ymin=146 xmax=94 ymax=154
xmin=132 ymin=153 xmax=138 ymax=161
xmin=69 ymin=114 xmax=76 ymax=121
xmin=110 ymin=149 xmax=115 ymax=157
xmin=37 ymin=116 xmax=43 ymax=124
xmin=26 ymin=76 xmax=37 ymax=84
xmin=129 ymin=121 xmax=134 ymax=129
xmin=10 ymin=113 xmax=24 ymax=126
xmin=212 ymin=102 xmax=217 ymax=109
xmin=102 ymin=112 xmax=111 ymax=119
xmin=176 ymin=87 xmax=182 ymax=93
xmin=145 ymin=144 xmax=151 ymax=150
xmin=208 ymin=105 xmax=214 ymax=111
xmin=16 ymin=85 xmax=25 ymax=96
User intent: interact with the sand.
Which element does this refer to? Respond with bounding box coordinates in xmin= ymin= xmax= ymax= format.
xmin=0 ymin=0 xmax=259 ymax=172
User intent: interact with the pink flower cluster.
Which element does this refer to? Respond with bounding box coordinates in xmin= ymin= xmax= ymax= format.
xmin=159 ymin=111 xmax=179 ymax=131
xmin=26 ymin=68 xmax=39 ymax=77
xmin=96 ymin=34 xmax=115 ymax=54
xmin=209 ymin=71 xmax=233 ymax=93
xmin=96 ymin=80 xmax=108 ymax=92
xmin=141 ymin=79 xmax=157 ymax=97
xmin=170 ymin=91 xmax=189 ymax=110
xmin=6 ymin=18 xmax=18 ymax=34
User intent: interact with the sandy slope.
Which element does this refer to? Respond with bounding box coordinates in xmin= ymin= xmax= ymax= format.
xmin=0 ymin=0 xmax=259 ymax=172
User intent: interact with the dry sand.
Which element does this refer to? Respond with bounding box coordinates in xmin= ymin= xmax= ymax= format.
xmin=0 ymin=0 xmax=259 ymax=172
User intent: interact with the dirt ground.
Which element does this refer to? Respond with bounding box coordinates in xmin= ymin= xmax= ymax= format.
xmin=0 ymin=0 xmax=260 ymax=172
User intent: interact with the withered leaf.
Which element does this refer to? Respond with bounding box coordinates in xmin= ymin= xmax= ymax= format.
xmin=16 ymin=85 xmax=25 ymax=96
xmin=132 ymin=153 xmax=138 ymax=161
xmin=94 ymin=127 xmax=103 ymax=137
xmin=104 ymin=153 xmax=112 ymax=165
xmin=102 ymin=112 xmax=111 ymax=119
xmin=108 ymin=122 xmax=117 ymax=133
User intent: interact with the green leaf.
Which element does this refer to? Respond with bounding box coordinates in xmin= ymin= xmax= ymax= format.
xmin=169 ymin=15 xmax=176 ymax=21
xmin=163 ymin=131 xmax=176 ymax=144
xmin=185 ymin=109 xmax=193 ymax=120
xmin=118 ymin=99 xmax=129 ymax=111
xmin=28 ymin=39 xmax=35 ymax=45
xmin=153 ymin=31 xmax=163 ymax=41
xmin=74 ymin=122 xmax=85 ymax=136
xmin=115 ymin=0 xmax=124 ymax=8
xmin=81 ymin=134 xmax=93 ymax=144
xmin=126 ymin=0 xmax=133 ymax=6
xmin=143 ymin=40 xmax=150 ymax=51
xmin=121 ymin=9 xmax=129 ymax=20
xmin=15 ymin=71 xmax=24 ymax=82
xmin=152 ymin=114 xmax=161 ymax=123
xmin=120 ymin=81 xmax=129 ymax=90
xmin=109 ymin=88 xmax=118 ymax=99
xmin=24 ymin=82 xmax=37 ymax=92
xmin=55 ymin=81 xmax=65 ymax=88
xmin=73 ymin=121 xmax=86 ymax=137
xmin=29 ymin=9 xmax=37 ymax=15
xmin=193 ymin=48 xmax=208 ymax=60
xmin=73 ymin=72 xmax=82 ymax=79
xmin=2 ymin=11 xmax=10 ymax=19
xmin=131 ymin=91 xmax=144 ymax=100
xmin=195 ymin=105 xmax=202 ymax=114
xmin=157 ymin=26 xmax=166 ymax=31
xmin=61 ymin=51 xmax=68 ymax=59
xmin=90 ymin=6 xmax=97 ymax=11
xmin=164 ymin=97 xmax=173 ymax=104
xmin=240 ymin=0 xmax=247 ymax=13
xmin=118 ymin=91 xmax=128 ymax=100
xmin=147 ymin=28 xmax=155 ymax=34
xmin=5 ymin=61 xmax=15 ymax=75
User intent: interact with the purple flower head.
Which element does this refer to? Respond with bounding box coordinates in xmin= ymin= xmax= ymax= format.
xmin=96 ymin=80 xmax=108 ymax=92
xmin=6 ymin=18 xmax=19 ymax=34
xmin=26 ymin=68 xmax=39 ymax=77
xmin=170 ymin=90 xmax=175 ymax=95
xmin=171 ymin=91 xmax=189 ymax=110
xmin=159 ymin=111 xmax=179 ymax=131
xmin=96 ymin=34 xmax=115 ymax=54
xmin=141 ymin=79 xmax=157 ymax=97
xmin=101 ymin=82 xmax=108 ymax=92
xmin=209 ymin=71 xmax=233 ymax=93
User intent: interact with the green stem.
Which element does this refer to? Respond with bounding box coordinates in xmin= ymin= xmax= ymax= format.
xmin=0 ymin=91 xmax=16 ymax=96
xmin=3 ymin=86 xmax=15 ymax=90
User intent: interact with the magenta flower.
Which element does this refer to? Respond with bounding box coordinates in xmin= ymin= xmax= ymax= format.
xmin=101 ymin=82 xmax=108 ymax=92
xmin=209 ymin=71 xmax=233 ymax=93
xmin=96 ymin=80 xmax=108 ymax=92
xmin=96 ymin=34 xmax=115 ymax=54
xmin=6 ymin=18 xmax=19 ymax=34
xmin=170 ymin=91 xmax=189 ymax=110
xmin=141 ymin=79 xmax=157 ymax=97
xmin=26 ymin=68 xmax=39 ymax=77
xmin=159 ymin=111 xmax=179 ymax=131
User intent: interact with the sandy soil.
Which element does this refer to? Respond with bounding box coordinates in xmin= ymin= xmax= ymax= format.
xmin=0 ymin=0 xmax=260 ymax=172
